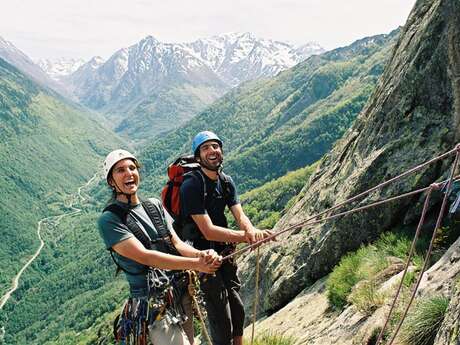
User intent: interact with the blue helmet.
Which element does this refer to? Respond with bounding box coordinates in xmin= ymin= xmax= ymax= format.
xmin=192 ymin=131 xmax=223 ymax=156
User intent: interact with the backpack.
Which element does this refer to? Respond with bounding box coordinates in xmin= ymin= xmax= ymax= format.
xmin=161 ymin=155 xmax=232 ymax=240
xmin=103 ymin=199 xmax=179 ymax=275
xmin=161 ymin=155 xmax=202 ymax=220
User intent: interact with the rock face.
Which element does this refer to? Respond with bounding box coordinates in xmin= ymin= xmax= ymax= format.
xmin=434 ymin=286 xmax=460 ymax=345
xmin=418 ymin=237 xmax=460 ymax=297
xmin=239 ymin=0 xmax=460 ymax=318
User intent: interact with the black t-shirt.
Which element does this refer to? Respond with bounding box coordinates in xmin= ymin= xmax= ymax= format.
xmin=180 ymin=170 xmax=239 ymax=248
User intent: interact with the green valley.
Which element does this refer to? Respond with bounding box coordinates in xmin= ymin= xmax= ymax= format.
xmin=0 ymin=56 xmax=123 ymax=342
xmin=140 ymin=30 xmax=399 ymax=195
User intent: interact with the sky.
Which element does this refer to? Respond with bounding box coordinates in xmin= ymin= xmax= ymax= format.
xmin=0 ymin=0 xmax=416 ymax=61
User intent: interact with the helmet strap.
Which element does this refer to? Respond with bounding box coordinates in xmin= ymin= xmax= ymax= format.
xmin=111 ymin=180 xmax=136 ymax=204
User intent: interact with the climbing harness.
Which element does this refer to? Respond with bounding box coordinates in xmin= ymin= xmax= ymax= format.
xmin=114 ymin=269 xmax=190 ymax=345
xmin=104 ymin=200 xmax=194 ymax=344
xmin=103 ymin=199 xmax=179 ymax=275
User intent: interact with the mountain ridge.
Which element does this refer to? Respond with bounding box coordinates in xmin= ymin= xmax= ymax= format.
xmin=56 ymin=32 xmax=324 ymax=140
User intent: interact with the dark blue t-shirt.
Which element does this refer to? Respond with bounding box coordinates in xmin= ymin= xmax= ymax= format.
xmin=180 ymin=170 xmax=238 ymax=248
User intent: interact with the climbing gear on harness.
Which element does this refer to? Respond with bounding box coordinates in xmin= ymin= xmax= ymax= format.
xmin=113 ymin=269 xmax=191 ymax=345
xmin=186 ymin=270 xmax=213 ymax=345
xmin=103 ymin=199 xmax=179 ymax=275
xmin=192 ymin=131 xmax=223 ymax=157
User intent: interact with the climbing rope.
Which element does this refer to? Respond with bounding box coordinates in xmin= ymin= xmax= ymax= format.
xmin=250 ymin=247 xmax=261 ymax=345
xmin=382 ymin=149 xmax=460 ymax=345
xmin=187 ymin=270 xmax=213 ymax=345
xmin=218 ymin=144 xmax=460 ymax=342
xmin=374 ymin=185 xmax=434 ymax=345
xmin=223 ymin=144 xmax=460 ymax=261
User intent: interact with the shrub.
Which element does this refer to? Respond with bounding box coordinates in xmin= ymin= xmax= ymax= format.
xmin=348 ymin=280 xmax=386 ymax=315
xmin=248 ymin=333 xmax=296 ymax=345
xmin=326 ymin=231 xmax=424 ymax=310
xmin=398 ymin=295 xmax=449 ymax=345
xmin=326 ymin=246 xmax=371 ymax=309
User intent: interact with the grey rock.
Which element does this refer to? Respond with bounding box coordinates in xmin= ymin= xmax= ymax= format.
xmin=433 ymin=287 xmax=460 ymax=345
xmin=240 ymin=0 xmax=460 ymax=318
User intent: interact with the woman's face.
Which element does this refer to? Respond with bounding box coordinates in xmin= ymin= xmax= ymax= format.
xmin=109 ymin=158 xmax=140 ymax=197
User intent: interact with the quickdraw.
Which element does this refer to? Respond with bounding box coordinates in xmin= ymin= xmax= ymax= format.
xmin=187 ymin=270 xmax=213 ymax=345
xmin=114 ymin=268 xmax=188 ymax=345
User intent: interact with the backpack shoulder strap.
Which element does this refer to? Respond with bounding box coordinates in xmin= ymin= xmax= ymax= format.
xmin=191 ymin=169 xmax=207 ymax=199
xmin=103 ymin=204 xmax=129 ymax=221
xmin=218 ymin=171 xmax=232 ymax=201
xmin=142 ymin=199 xmax=180 ymax=256
xmin=102 ymin=203 xmax=149 ymax=275
xmin=103 ymin=203 xmax=152 ymax=250
xmin=142 ymin=199 xmax=171 ymax=239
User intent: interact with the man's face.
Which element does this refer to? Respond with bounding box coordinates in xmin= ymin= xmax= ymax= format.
xmin=198 ymin=140 xmax=223 ymax=171
xmin=109 ymin=158 xmax=140 ymax=195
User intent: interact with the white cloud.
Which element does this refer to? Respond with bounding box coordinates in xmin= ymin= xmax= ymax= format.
xmin=0 ymin=0 xmax=416 ymax=60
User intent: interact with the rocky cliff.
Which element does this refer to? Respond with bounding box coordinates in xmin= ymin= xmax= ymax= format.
xmin=434 ymin=287 xmax=460 ymax=345
xmin=239 ymin=0 xmax=460 ymax=323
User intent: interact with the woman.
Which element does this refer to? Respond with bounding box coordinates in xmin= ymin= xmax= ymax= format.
xmin=98 ymin=149 xmax=221 ymax=345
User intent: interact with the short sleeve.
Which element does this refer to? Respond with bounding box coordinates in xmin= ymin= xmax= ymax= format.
xmin=225 ymin=175 xmax=239 ymax=208
xmin=98 ymin=211 xmax=133 ymax=249
xmin=180 ymin=174 xmax=206 ymax=216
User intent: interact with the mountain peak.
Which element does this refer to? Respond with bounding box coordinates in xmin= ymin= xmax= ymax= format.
xmin=36 ymin=57 xmax=86 ymax=79
xmin=140 ymin=35 xmax=159 ymax=45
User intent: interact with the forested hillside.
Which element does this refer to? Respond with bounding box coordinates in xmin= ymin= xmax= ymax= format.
xmin=229 ymin=164 xmax=318 ymax=229
xmin=0 ymin=56 xmax=123 ymax=338
xmin=140 ymin=29 xmax=399 ymax=194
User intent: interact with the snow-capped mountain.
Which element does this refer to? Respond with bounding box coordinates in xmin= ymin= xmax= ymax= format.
xmin=36 ymin=57 xmax=85 ymax=80
xmin=64 ymin=32 xmax=325 ymax=106
xmin=294 ymin=41 xmax=325 ymax=59
xmin=182 ymin=32 xmax=324 ymax=86
xmin=0 ymin=36 xmax=68 ymax=96
xmin=58 ymin=33 xmax=324 ymax=139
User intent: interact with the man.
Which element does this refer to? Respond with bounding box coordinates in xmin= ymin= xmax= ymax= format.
xmin=179 ymin=131 xmax=272 ymax=345
xmin=98 ymin=149 xmax=221 ymax=345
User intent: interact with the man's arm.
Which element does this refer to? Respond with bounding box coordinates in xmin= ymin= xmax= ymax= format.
xmin=169 ymin=227 xmax=222 ymax=264
xmin=112 ymin=236 xmax=219 ymax=273
xmin=230 ymin=204 xmax=273 ymax=244
xmin=191 ymin=214 xmax=247 ymax=242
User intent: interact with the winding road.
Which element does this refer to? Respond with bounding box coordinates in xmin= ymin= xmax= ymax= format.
xmin=0 ymin=174 xmax=99 ymax=310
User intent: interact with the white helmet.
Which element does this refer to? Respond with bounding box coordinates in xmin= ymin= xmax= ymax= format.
xmin=103 ymin=149 xmax=138 ymax=181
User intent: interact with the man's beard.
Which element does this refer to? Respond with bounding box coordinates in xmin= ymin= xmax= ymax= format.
xmin=200 ymin=156 xmax=223 ymax=171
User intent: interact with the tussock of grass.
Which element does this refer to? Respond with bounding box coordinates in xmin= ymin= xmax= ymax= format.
xmin=247 ymin=333 xmax=296 ymax=345
xmin=348 ymin=280 xmax=386 ymax=315
xmin=326 ymin=246 xmax=375 ymax=310
xmin=326 ymin=232 xmax=424 ymax=310
xmin=398 ymin=296 xmax=449 ymax=345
